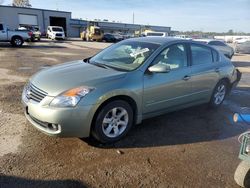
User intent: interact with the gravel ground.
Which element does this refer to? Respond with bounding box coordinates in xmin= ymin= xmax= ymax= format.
xmin=0 ymin=39 xmax=250 ymax=188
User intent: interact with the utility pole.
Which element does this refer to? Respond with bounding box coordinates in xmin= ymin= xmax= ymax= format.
xmin=132 ymin=12 xmax=135 ymax=24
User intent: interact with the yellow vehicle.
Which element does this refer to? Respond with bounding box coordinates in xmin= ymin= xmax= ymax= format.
xmin=80 ymin=25 xmax=103 ymax=42
xmin=135 ymin=29 xmax=154 ymax=37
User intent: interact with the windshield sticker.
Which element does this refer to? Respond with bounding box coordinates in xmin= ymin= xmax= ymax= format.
xmin=130 ymin=48 xmax=150 ymax=57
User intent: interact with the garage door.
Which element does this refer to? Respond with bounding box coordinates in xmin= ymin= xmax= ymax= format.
xmin=18 ymin=14 xmax=38 ymax=26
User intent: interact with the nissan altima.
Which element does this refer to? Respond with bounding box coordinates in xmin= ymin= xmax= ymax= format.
xmin=22 ymin=37 xmax=241 ymax=143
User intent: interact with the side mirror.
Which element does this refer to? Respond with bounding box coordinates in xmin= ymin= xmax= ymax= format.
xmin=148 ymin=63 xmax=171 ymax=73
xmin=83 ymin=57 xmax=92 ymax=63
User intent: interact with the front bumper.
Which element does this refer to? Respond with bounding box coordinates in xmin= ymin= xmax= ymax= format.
xmin=22 ymin=97 xmax=94 ymax=138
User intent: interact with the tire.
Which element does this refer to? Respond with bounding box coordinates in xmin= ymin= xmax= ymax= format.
xmin=11 ymin=36 xmax=23 ymax=47
xmin=92 ymin=100 xmax=134 ymax=143
xmin=209 ymin=80 xmax=228 ymax=108
xmin=234 ymin=161 xmax=250 ymax=187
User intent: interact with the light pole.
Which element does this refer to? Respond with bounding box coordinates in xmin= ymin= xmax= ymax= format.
xmin=132 ymin=12 xmax=135 ymax=24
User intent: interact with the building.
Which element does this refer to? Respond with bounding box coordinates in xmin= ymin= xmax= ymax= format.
xmin=0 ymin=5 xmax=171 ymax=37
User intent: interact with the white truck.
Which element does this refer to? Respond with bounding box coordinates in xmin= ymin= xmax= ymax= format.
xmin=0 ymin=23 xmax=32 ymax=47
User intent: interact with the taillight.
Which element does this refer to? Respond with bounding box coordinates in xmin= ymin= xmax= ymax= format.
xmin=28 ymin=32 xmax=33 ymax=36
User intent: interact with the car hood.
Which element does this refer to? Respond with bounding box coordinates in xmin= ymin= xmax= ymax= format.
xmin=30 ymin=60 xmax=127 ymax=96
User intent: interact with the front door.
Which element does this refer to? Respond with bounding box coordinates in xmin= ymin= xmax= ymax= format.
xmin=143 ymin=43 xmax=192 ymax=114
xmin=0 ymin=24 xmax=7 ymax=41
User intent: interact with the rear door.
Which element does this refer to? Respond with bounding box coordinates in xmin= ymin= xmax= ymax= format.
xmin=189 ymin=44 xmax=220 ymax=101
xmin=0 ymin=24 xmax=7 ymax=41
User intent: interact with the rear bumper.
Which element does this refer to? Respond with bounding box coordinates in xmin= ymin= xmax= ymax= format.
xmin=231 ymin=69 xmax=242 ymax=88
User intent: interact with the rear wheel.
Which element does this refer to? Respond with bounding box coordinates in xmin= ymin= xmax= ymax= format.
xmin=92 ymin=100 xmax=133 ymax=143
xmin=11 ymin=36 xmax=23 ymax=47
xmin=234 ymin=161 xmax=250 ymax=187
xmin=209 ymin=80 xmax=228 ymax=108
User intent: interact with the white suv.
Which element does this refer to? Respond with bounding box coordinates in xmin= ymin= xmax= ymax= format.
xmin=47 ymin=26 xmax=65 ymax=40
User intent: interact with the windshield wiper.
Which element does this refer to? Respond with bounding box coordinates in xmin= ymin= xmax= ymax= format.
xmin=91 ymin=62 xmax=110 ymax=69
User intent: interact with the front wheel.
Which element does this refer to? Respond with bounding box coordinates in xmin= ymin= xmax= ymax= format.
xmin=92 ymin=100 xmax=133 ymax=143
xmin=234 ymin=161 xmax=250 ymax=187
xmin=209 ymin=80 xmax=228 ymax=108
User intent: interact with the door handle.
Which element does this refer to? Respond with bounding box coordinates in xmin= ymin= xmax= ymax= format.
xmin=183 ymin=75 xmax=191 ymax=81
xmin=215 ymin=68 xmax=220 ymax=73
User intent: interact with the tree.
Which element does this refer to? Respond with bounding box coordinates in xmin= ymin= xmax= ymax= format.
xmin=12 ymin=0 xmax=32 ymax=7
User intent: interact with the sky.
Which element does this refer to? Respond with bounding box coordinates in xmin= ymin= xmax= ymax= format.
xmin=2 ymin=0 xmax=250 ymax=32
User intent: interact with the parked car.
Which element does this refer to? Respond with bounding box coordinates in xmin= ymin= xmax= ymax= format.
xmin=235 ymin=41 xmax=250 ymax=54
xmin=194 ymin=39 xmax=234 ymax=59
xmin=47 ymin=26 xmax=65 ymax=40
xmin=18 ymin=26 xmax=41 ymax=42
xmin=22 ymin=37 xmax=241 ymax=143
xmin=234 ymin=37 xmax=250 ymax=44
xmin=0 ymin=23 xmax=32 ymax=47
xmin=102 ymin=33 xmax=123 ymax=42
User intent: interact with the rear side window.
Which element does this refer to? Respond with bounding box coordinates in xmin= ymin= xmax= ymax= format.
xmin=191 ymin=44 xmax=213 ymax=65
xmin=212 ymin=50 xmax=219 ymax=62
xmin=0 ymin=24 xmax=3 ymax=30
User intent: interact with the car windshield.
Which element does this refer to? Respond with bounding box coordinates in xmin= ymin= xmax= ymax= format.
xmin=52 ymin=27 xmax=63 ymax=32
xmin=90 ymin=41 xmax=160 ymax=71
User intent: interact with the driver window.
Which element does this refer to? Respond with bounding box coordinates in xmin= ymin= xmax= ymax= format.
xmin=153 ymin=44 xmax=188 ymax=70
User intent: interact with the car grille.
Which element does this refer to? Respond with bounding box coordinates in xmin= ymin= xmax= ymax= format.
xmin=56 ymin=33 xmax=62 ymax=37
xmin=26 ymin=84 xmax=47 ymax=103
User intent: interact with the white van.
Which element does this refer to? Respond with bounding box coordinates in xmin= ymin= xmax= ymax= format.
xmin=47 ymin=26 xmax=65 ymax=40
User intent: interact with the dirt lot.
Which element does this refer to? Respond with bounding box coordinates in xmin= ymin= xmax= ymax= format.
xmin=0 ymin=39 xmax=250 ymax=188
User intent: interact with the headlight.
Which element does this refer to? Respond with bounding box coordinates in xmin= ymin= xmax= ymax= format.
xmin=50 ymin=86 xmax=94 ymax=107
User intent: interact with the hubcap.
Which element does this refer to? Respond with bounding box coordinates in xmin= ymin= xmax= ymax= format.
xmin=214 ymin=84 xmax=226 ymax=105
xmin=102 ymin=107 xmax=129 ymax=138
xmin=15 ymin=39 xmax=22 ymax=46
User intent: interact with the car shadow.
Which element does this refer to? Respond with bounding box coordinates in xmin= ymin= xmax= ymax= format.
xmin=0 ymin=175 xmax=87 ymax=188
xmin=83 ymin=95 xmax=249 ymax=149
xmin=0 ymin=43 xmax=66 ymax=49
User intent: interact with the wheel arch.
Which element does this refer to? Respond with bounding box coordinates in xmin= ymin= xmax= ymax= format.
xmin=219 ymin=77 xmax=231 ymax=93
xmin=11 ymin=35 xmax=23 ymax=41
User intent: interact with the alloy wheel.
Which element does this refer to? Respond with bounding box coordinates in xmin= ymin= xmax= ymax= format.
xmin=214 ymin=84 xmax=226 ymax=105
xmin=102 ymin=107 xmax=129 ymax=138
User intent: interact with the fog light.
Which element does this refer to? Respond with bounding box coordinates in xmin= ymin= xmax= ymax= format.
xmin=48 ymin=124 xmax=59 ymax=131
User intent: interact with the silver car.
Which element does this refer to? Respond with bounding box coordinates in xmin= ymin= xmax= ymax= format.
xmin=22 ymin=37 xmax=241 ymax=143
xmin=236 ymin=41 xmax=250 ymax=54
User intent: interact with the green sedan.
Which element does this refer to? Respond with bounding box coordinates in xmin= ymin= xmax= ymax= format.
xmin=22 ymin=37 xmax=241 ymax=143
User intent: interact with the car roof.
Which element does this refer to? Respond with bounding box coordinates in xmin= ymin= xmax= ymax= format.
xmin=126 ymin=37 xmax=185 ymax=45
